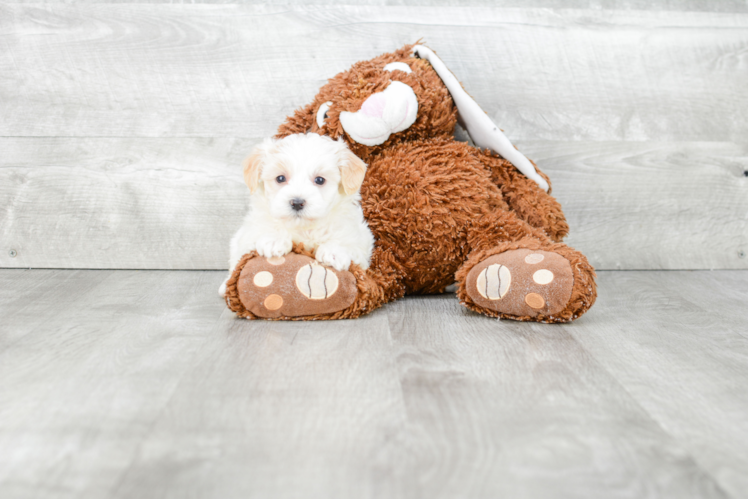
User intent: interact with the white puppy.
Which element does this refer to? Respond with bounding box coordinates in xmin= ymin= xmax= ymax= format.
xmin=219 ymin=133 xmax=374 ymax=296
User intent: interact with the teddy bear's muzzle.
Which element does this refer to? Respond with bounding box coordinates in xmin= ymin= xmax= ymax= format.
xmin=339 ymin=81 xmax=418 ymax=146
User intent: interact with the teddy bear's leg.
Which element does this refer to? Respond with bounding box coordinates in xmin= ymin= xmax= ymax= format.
xmin=476 ymin=152 xmax=570 ymax=242
xmin=456 ymin=212 xmax=596 ymax=323
xmin=224 ymin=245 xmax=405 ymax=320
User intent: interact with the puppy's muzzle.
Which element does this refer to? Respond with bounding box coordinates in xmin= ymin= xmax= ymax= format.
xmin=290 ymin=198 xmax=306 ymax=212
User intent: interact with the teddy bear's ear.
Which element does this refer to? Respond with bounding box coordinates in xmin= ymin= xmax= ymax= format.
xmin=413 ymin=45 xmax=550 ymax=192
xmin=242 ymin=141 xmax=272 ymax=193
xmin=339 ymin=148 xmax=367 ymax=196
xmin=276 ymin=101 xmax=317 ymax=138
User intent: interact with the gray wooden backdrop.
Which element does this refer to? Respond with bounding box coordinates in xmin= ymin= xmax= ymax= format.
xmin=1 ymin=1 xmax=747 ymax=270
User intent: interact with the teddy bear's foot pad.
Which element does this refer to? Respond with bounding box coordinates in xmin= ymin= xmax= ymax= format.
xmin=236 ymin=254 xmax=357 ymax=319
xmin=466 ymin=249 xmax=574 ymax=318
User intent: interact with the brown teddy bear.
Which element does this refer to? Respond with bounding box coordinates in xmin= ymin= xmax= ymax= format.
xmin=224 ymin=43 xmax=597 ymax=323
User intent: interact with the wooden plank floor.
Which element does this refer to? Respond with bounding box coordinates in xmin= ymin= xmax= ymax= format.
xmin=1 ymin=269 xmax=746 ymax=497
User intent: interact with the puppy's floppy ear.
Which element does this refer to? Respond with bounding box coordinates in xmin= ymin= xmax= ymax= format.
xmin=339 ymin=148 xmax=367 ymax=195
xmin=242 ymin=140 xmax=273 ymax=193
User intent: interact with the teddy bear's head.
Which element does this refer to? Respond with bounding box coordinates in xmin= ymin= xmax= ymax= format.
xmin=276 ymin=44 xmax=457 ymax=160
xmin=277 ymin=43 xmax=549 ymax=191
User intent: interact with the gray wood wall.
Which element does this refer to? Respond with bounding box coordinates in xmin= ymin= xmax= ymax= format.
xmin=2 ymin=2 xmax=746 ymax=270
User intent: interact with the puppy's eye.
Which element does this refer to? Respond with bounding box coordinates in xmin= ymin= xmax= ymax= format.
xmin=316 ymin=102 xmax=332 ymax=128
xmin=314 ymin=176 xmax=326 ymax=185
xmin=276 ymin=175 xmax=286 ymax=183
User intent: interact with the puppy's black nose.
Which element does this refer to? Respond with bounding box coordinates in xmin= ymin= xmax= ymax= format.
xmin=290 ymin=198 xmax=305 ymax=211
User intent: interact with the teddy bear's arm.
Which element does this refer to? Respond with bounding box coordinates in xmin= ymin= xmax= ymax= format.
xmin=480 ymin=153 xmax=569 ymax=242
xmin=414 ymin=45 xmax=550 ymax=192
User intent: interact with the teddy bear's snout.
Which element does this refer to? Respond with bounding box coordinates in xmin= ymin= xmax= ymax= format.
xmin=360 ymin=93 xmax=387 ymax=119
xmin=339 ymin=81 xmax=418 ymax=147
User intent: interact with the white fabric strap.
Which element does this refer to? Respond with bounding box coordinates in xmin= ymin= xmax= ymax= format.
xmin=413 ymin=45 xmax=549 ymax=192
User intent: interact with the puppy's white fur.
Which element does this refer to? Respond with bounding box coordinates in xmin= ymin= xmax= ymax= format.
xmin=219 ymin=133 xmax=374 ymax=296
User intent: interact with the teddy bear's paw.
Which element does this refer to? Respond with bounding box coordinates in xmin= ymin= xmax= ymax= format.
xmin=465 ymin=249 xmax=574 ymax=321
xmin=234 ymin=253 xmax=357 ymax=319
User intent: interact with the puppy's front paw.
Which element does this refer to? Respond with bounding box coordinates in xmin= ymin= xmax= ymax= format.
xmin=315 ymin=244 xmax=352 ymax=271
xmin=255 ymin=236 xmax=293 ymax=258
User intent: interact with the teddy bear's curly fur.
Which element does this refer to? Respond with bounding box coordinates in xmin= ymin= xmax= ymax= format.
xmin=225 ymin=44 xmax=597 ymax=323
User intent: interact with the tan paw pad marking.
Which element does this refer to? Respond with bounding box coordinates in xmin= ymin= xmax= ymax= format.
xmin=264 ymin=294 xmax=283 ymax=310
xmin=476 ymin=264 xmax=511 ymax=300
xmin=267 ymin=256 xmax=285 ymax=266
xmin=525 ymin=293 xmax=545 ymax=309
xmin=295 ymin=264 xmax=339 ymax=300
xmin=533 ymin=269 xmax=554 ymax=285
xmin=525 ymin=253 xmax=544 ymax=264
xmin=253 ymin=271 xmax=273 ymax=287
